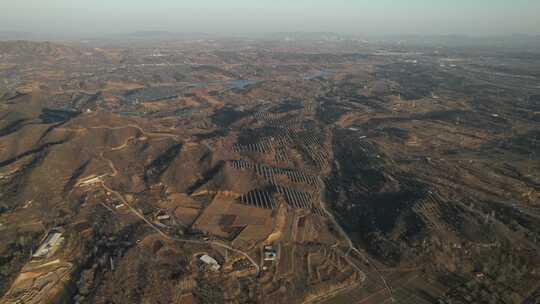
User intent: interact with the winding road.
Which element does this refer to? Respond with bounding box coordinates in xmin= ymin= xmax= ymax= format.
xmin=80 ymin=124 xmax=261 ymax=275
xmin=318 ymin=176 xmax=395 ymax=302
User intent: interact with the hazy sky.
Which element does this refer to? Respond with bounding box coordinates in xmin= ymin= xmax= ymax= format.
xmin=1 ymin=0 xmax=539 ymax=36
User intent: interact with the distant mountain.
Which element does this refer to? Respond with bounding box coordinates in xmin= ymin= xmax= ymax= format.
xmin=105 ymin=31 xmax=215 ymax=41
xmin=0 ymin=31 xmax=36 ymax=41
xmin=0 ymin=40 xmax=83 ymax=58
xmin=260 ymin=32 xmax=357 ymax=41
xmin=372 ymin=34 xmax=540 ymax=48
xmin=0 ymin=40 xmax=119 ymax=64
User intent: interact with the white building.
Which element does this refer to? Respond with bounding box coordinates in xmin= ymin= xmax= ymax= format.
xmin=199 ymin=254 xmax=220 ymax=271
